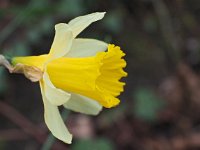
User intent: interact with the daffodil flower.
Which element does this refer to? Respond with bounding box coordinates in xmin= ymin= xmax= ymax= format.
xmin=8 ymin=12 xmax=127 ymax=144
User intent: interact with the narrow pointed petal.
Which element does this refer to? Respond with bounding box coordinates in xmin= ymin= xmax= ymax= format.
xmin=39 ymin=81 xmax=72 ymax=144
xmin=49 ymin=23 xmax=73 ymax=61
xmin=68 ymin=12 xmax=106 ymax=38
xmin=43 ymin=71 xmax=71 ymax=106
xmin=66 ymin=38 xmax=108 ymax=57
xmin=63 ymin=93 xmax=102 ymax=115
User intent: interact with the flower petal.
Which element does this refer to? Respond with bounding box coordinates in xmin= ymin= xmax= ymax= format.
xmin=63 ymin=93 xmax=102 ymax=115
xmin=48 ymin=23 xmax=73 ymax=61
xmin=39 ymin=81 xmax=72 ymax=144
xmin=68 ymin=12 xmax=106 ymax=38
xmin=66 ymin=38 xmax=108 ymax=57
xmin=43 ymin=71 xmax=71 ymax=106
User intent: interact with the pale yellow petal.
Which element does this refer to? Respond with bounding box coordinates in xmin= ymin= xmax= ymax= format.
xmin=68 ymin=12 xmax=106 ymax=38
xmin=63 ymin=93 xmax=102 ymax=115
xmin=43 ymin=71 xmax=71 ymax=106
xmin=39 ymin=81 xmax=72 ymax=144
xmin=48 ymin=23 xmax=73 ymax=61
xmin=66 ymin=38 xmax=108 ymax=57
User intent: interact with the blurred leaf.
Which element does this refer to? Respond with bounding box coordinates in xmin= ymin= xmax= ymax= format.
xmin=31 ymin=0 xmax=49 ymax=10
xmin=40 ymin=17 xmax=54 ymax=34
xmin=3 ymin=42 xmax=30 ymax=58
xmin=133 ymin=88 xmax=165 ymax=122
xmin=27 ymin=17 xmax=53 ymax=43
xmin=72 ymin=138 xmax=114 ymax=150
xmin=27 ymin=28 xmax=41 ymax=44
xmin=13 ymin=43 xmax=31 ymax=56
xmin=103 ymin=11 xmax=123 ymax=33
xmin=57 ymin=0 xmax=85 ymax=16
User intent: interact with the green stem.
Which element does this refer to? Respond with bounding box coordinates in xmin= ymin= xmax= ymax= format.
xmin=41 ymin=109 xmax=70 ymax=150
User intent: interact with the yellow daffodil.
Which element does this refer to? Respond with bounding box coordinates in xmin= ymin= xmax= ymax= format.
xmin=9 ymin=12 xmax=127 ymax=144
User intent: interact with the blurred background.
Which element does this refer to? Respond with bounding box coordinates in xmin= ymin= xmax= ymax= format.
xmin=1 ymin=0 xmax=200 ymax=149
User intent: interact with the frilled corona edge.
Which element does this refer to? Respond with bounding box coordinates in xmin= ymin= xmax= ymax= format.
xmin=12 ymin=44 xmax=127 ymax=108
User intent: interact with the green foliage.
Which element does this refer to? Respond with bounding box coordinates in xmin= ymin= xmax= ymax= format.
xmin=133 ymin=88 xmax=165 ymax=122
xmin=103 ymin=11 xmax=123 ymax=33
xmin=13 ymin=43 xmax=31 ymax=56
xmin=57 ymin=0 xmax=85 ymax=16
xmin=72 ymin=138 xmax=114 ymax=150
